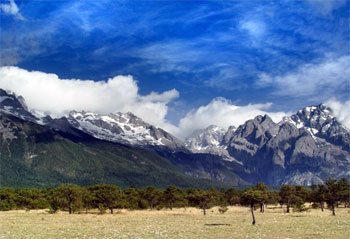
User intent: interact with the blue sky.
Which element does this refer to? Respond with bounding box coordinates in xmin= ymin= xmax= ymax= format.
xmin=0 ymin=0 xmax=349 ymax=137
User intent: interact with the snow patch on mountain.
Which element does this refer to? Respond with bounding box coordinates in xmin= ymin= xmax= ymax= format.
xmin=185 ymin=125 xmax=241 ymax=163
xmin=0 ymin=89 xmax=40 ymax=123
xmin=68 ymin=111 xmax=186 ymax=149
xmin=282 ymin=104 xmax=350 ymax=145
xmin=185 ymin=125 xmax=226 ymax=151
xmin=0 ymin=88 xmax=186 ymax=150
xmin=282 ymin=171 xmax=323 ymax=186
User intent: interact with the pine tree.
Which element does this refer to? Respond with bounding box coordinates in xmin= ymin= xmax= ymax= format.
xmin=89 ymin=184 xmax=122 ymax=214
xmin=324 ymin=178 xmax=341 ymax=216
xmin=55 ymin=184 xmax=82 ymax=214
xmin=242 ymin=189 xmax=264 ymax=225
xmin=253 ymin=182 xmax=268 ymax=212
xmin=279 ymin=185 xmax=297 ymax=213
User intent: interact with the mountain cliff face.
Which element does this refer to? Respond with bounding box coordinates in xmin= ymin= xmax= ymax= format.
xmin=283 ymin=105 xmax=350 ymax=151
xmin=185 ymin=125 xmax=226 ymax=151
xmin=0 ymin=89 xmax=39 ymax=123
xmin=67 ymin=111 xmax=187 ymax=151
xmin=184 ymin=125 xmax=236 ymax=161
xmin=185 ymin=105 xmax=350 ymax=185
xmin=1 ymin=88 xmax=349 ymax=186
xmin=0 ymin=89 xmax=240 ymax=187
xmin=0 ymin=89 xmax=186 ymax=152
xmin=0 ymin=108 xmax=221 ymax=189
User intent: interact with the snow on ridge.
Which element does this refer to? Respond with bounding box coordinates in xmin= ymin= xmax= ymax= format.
xmin=68 ymin=110 xmax=166 ymax=146
xmin=185 ymin=124 xmax=227 ymax=152
xmin=281 ymin=104 xmax=336 ymax=129
xmin=0 ymin=96 xmax=12 ymax=103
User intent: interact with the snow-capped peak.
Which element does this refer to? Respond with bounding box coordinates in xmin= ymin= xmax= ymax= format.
xmin=0 ymin=89 xmax=39 ymax=123
xmin=185 ymin=125 xmax=240 ymax=163
xmin=68 ymin=110 xmax=186 ymax=150
xmin=185 ymin=125 xmax=226 ymax=150
xmin=282 ymin=104 xmax=334 ymax=129
xmin=281 ymin=104 xmax=349 ymax=147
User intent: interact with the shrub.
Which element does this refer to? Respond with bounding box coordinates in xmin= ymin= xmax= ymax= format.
xmin=218 ymin=206 xmax=228 ymax=214
xmin=156 ymin=205 xmax=164 ymax=211
xmin=48 ymin=206 xmax=58 ymax=214
xmin=293 ymin=198 xmax=309 ymax=212
xmin=98 ymin=204 xmax=106 ymax=214
xmin=0 ymin=201 xmax=16 ymax=211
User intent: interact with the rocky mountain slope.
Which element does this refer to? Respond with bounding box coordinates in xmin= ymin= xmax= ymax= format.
xmin=185 ymin=125 xmax=226 ymax=151
xmin=185 ymin=105 xmax=350 ymax=185
xmin=2 ymin=88 xmax=349 ymax=186
xmin=0 ymin=89 xmax=244 ymax=187
xmin=67 ymin=111 xmax=187 ymax=151
xmin=0 ymin=109 xmax=224 ymax=188
xmin=0 ymin=89 xmax=39 ymax=123
xmin=184 ymin=125 xmax=235 ymax=161
xmin=0 ymin=89 xmax=187 ymax=151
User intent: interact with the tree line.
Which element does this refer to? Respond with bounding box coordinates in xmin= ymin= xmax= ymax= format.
xmin=0 ymin=178 xmax=349 ymax=223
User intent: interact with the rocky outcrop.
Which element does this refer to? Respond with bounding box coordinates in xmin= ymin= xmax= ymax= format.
xmin=186 ymin=105 xmax=350 ymax=185
xmin=67 ymin=111 xmax=187 ymax=151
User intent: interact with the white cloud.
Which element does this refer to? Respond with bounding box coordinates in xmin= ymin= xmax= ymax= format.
xmin=141 ymin=89 xmax=179 ymax=103
xmin=304 ymin=0 xmax=347 ymax=15
xmin=325 ymin=98 xmax=350 ymax=129
xmin=177 ymin=97 xmax=289 ymax=139
xmin=204 ymin=67 xmax=247 ymax=90
xmin=0 ymin=66 xmax=178 ymax=132
xmin=1 ymin=66 xmax=348 ymax=140
xmin=256 ymin=55 xmax=350 ymax=99
xmin=0 ymin=0 xmax=24 ymax=20
xmin=0 ymin=66 xmax=292 ymax=139
xmin=240 ymin=20 xmax=266 ymax=38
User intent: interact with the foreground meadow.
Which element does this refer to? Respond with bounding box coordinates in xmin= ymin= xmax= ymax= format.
xmin=1 ymin=206 xmax=349 ymax=239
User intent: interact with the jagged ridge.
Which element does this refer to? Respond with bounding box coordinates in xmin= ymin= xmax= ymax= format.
xmin=185 ymin=105 xmax=350 ymax=185
xmin=2 ymin=88 xmax=349 ymax=186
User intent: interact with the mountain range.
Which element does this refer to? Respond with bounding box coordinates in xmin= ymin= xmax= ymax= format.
xmin=185 ymin=107 xmax=350 ymax=185
xmin=1 ymin=88 xmax=349 ymax=187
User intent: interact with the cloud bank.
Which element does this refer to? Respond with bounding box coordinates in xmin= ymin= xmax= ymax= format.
xmin=304 ymin=0 xmax=347 ymax=15
xmin=0 ymin=66 xmax=178 ymax=133
xmin=1 ymin=66 xmax=348 ymax=139
xmin=240 ymin=20 xmax=266 ymax=39
xmin=177 ymin=98 xmax=289 ymax=139
xmin=325 ymin=98 xmax=350 ymax=129
xmin=0 ymin=0 xmax=24 ymax=20
xmin=256 ymin=56 xmax=350 ymax=100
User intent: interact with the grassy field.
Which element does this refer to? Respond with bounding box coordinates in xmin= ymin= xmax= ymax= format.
xmin=1 ymin=206 xmax=349 ymax=239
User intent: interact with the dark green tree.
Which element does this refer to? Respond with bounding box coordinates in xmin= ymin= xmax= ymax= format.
xmin=123 ymin=187 xmax=141 ymax=209
xmin=294 ymin=185 xmax=310 ymax=203
xmin=310 ymin=184 xmax=326 ymax=211
xmin=90 ymin=184 xmax=122 ymax=214
xmin=44 ymin=187 xmax=60 ymax=213
xmin=81 ymin=187 xmax=94 ymax=214
xmin=55 ymin=184 xmax=82 ymax=214
xmin=141 ymin=186 xmax=162 ymax=210
xmin=224 ymin=187 xmax=241 ymax=206
xmin=15 ymin=188 xmax=49 ymax=210
xmin=187 ymin=189 xmax=218 ymax=215
xmin=337 ymin=178 xmax=350 ymax=208
xmin=324 ymin=178 xmax=341 ymax=216
xmin=253 ymin=182 xmax=268 ymax=212
xmin=0 ymin=188 xmax=17 ymax=211
xmin=164 ymin=185 xmax=185 ymax=210
xmin=266 ymin=191 xmax=281 ymax=208
xmin=279 ymin=184 xmax=297 ymax=213
xmin=242 ymin=189 xmax=264 ymax=225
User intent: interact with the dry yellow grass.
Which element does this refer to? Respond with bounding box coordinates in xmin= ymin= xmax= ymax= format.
xmin=1 ymin=206 xmax=349 ymax=239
